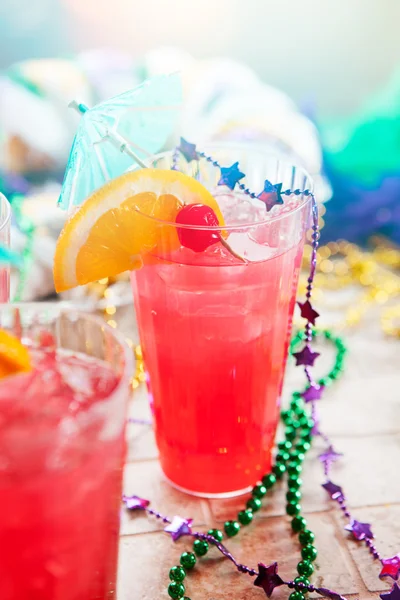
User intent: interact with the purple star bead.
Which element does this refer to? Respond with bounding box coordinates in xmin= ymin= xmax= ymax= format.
xmin=316 ymin=588 xmax=348 ymax=600
xmin=381 ymin=584 xmax=400 ymax=600
xmin=293 ymin=345 xmax=320 ymax=367
xmin=298 ymin=300 xmax=320 ymax=325
xmin=122 ymin=495 xmax=150 ymax=510
xmin=345 ymin=519 xmax=374 ymax=541
xmin=322 ymin=480 xmax=344 ymax=501
xmin=318 ymin=446 xmax=343 ymax=464
xmin=380 ymin=555 xmax=400 ymax=580
xmin=218 ymin=162 xmax=245 ymax=190
xmin=302 ymin=383 xmax=325 ymax=403
xmin=254 ymin=562 xmax=284 ymax=597
xmin=178 ymin=137 xmax=199 ymax=162
xmin=257 ymin=181 xmax=284 ymax=212
xmin=164 ymin=516 xmax=193 ymax=541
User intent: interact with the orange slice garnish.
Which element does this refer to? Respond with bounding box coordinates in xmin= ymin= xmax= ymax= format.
xmin=0 ymin=329 xmax=31 ymax=379
xmin=54 ymin=168 xmax=224 ymax=292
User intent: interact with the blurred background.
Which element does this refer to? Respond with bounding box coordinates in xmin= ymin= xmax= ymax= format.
xmin=0 ymin=0 xmax=398 ymax=334
xmin=1 ymin=0 xmax=400 ymax=115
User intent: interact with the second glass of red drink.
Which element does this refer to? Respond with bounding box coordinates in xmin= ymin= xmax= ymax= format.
xmin=0 ymin=304 xmax=133 ymax=599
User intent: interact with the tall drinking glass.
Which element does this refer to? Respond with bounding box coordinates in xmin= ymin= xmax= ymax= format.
xmin=0 ymin=304 xmax=133 ymax=600
xmin=0 ymin=193 xmax=11 ymax=301
xmin=131 ymin=145 xmax=313 ymax=497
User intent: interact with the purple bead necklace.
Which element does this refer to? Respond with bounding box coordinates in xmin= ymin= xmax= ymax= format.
xmin=125 ymin=140 xmax=399 ymax=600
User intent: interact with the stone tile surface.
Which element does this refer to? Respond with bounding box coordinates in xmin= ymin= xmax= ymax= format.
xmin=118 ymin=533 xmax=183 ymax=600
xmin=335 ymin=505 xmax=400 ymax=593
xmin=126 ymin=386 xmax=158 ymax=462
xmin=210 ymin=434 xmax=400 ymax=520
xmin=118 ymin=512 xmax=360 ymax=600
xmin=311 ymin=377 xmax=400 ymax=437
xmin=121 ymin=461 xmax=209 ymax=535
xmin=116 ymin=304 xmax=400 ymax=599
xmin=349 ymin=331 xmax=400 ymax=378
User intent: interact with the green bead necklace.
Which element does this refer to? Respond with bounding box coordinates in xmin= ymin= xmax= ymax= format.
xmin=165 ymin=329 xmax=347 ymax=600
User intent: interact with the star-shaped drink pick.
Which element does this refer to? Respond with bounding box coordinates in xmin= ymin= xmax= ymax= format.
xmin=293 ymin=345 xmax=320 ymax=367
xmin=164 ymin=516 xmax=193 ymax=541
xmin=298 ymin=300 xmax=320 ymax=325
xmin=380 ymin=555 xmax=400 ymax=580
xmin=381 ymin=583 xmax=400 ymax=600
xmin=257 ymin=181 xmax=284 ymax=212
xmin=302 ymin=383 xmax=324 ymax=403
xmin=122 ymin=495 xmax=150 ymax=510
xmin=178 ymin=137 xmax=199 ymax=162
xmin=218 ymin=162 xmax=245 ymax=190
xmin=322 ymin=480 xmax=344 ymax=501
xmin=345 ymin=519 xmax=374 ymax=541
xmin=254 ymin=562 xmax=284 ymax=597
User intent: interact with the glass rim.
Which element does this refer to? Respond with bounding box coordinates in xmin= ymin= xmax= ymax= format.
xmin=0 ymin=193 xmax=11 ymax=233
xmin=136 ymin=144 xmax=314 ymax=232
xmin=0 ymin=302 xmax=134 ymax=388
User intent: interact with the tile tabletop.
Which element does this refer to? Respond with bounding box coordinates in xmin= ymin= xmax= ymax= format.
xmin=116 ymin=305 xmax=400 ymax=600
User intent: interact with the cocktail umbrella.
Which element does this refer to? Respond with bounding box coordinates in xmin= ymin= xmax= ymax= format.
xmin=0 ymin=245 xmax=21 ymax=267
xmin=58 ymin=73 xmax=182 ymax=211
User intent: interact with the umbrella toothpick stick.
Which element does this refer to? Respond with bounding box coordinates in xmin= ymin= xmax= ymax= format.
xmin=69 ymin=101 xmax=148 ymax=169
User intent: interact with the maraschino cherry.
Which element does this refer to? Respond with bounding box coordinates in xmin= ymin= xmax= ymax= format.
xmin=175 ymin=204 xmax=221 ymax=252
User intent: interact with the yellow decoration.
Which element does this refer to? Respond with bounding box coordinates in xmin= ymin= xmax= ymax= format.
xmin=381 ymin=306 xmax=400 ymax=339
xmin=298 ymin=241 xmax=400 ymax=332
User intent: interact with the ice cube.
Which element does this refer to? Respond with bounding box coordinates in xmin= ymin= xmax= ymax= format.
xmin=214 ymin=191 xmax=267 ymax=226
xmin=226 ymin=232 xmax=276 ymax=262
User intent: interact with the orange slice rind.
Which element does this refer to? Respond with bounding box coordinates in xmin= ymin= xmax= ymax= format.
xmin=0 ymin=329 xmax=31 ymax=380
